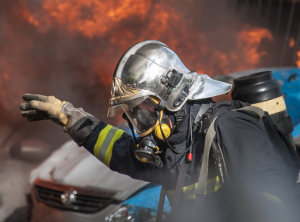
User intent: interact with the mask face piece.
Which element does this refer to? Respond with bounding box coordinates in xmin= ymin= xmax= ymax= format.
xmin=122 ymin=97 xmax=172 ymax=167
xmin=135 ymin=108 xmax=157 ymax=129
xmin=122 ymin=98 xmax=161 ymax=137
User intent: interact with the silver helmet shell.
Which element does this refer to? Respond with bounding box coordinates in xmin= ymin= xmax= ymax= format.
xmin=107 ymin=40 xmax=232 ymax=117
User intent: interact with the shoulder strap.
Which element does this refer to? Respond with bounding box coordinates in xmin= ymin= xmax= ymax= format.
xmin=234 ymin=106 xmax=264 ymax=120
xmin=194 ymin=103 xmax=212 ymax=126
xmin=194 ymin=117 xmax=218 ymax=209
xmin=193 ymin=105 xmax=263 ymax=210
xmin=170 ymin=162 xmax=190 ymax=218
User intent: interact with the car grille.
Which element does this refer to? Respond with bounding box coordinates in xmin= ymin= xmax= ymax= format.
xmin=34 ymin=179 xmax=117 ymax=213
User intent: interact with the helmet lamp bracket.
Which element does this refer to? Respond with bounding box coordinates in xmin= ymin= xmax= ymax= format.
xmin=157 ymin=70 xmax=183 ymax=111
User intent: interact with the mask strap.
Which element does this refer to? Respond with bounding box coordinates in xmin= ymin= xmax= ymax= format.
xmin=122 ymin=113 xmax=138 ymax=145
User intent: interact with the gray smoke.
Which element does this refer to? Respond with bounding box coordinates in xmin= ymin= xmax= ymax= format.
xmin=0 ymin=0 xmax=275 ymax=149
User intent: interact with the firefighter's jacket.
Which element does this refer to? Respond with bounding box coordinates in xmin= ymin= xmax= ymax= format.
xmin=62 ymin=99 xmax=298 ymax=221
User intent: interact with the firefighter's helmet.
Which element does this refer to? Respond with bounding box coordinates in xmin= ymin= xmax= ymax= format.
xmin=107 ymin=40 xmax=232 ymax=117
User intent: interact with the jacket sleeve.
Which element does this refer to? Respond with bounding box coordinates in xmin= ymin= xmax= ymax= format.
xmin=214 ymin=111 xmax=297 ymax=219
xmin=61 ymin=102 xmax=163 ymax=184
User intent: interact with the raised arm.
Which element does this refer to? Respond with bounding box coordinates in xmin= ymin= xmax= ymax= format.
xmin=20 ymin=94 xmax=163 ymax=184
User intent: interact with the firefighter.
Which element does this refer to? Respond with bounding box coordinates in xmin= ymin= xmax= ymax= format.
xmin=20 ymin=40 xmax=296 ymax=221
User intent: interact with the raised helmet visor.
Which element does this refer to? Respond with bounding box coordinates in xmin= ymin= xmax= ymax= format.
xmin=107 ymin=54 xmax=169 ymax=117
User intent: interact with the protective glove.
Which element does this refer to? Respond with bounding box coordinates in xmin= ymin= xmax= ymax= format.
xmin=20 ymin=94 xmax=69 ymax=126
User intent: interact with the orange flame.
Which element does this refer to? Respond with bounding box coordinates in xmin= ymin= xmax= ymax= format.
xmin=289 ymin=37 xmax=295 ymax=48
xmin=0 ymin=60 xmax=11 ymax=110
xmin=20 ymin=0 xmax=273 ymax=71
xmin=0 ymin=0 xmax=274 ymax=117
xmin=237 ymin=26 xmax=272 ymax=68
xmin=27 ymin=0 xmax=153 ymax=37
xmin=296 ymin=48 xmax=300 ymax=68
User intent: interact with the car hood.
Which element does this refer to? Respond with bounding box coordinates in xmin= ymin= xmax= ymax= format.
xmin=30 ymin=140 xmax=148 ymax=201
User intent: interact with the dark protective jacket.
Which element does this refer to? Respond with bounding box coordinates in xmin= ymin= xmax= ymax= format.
xmin=62 ymin=99 xmax=298 ymax=221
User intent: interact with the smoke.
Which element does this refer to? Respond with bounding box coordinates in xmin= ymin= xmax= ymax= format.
xmin=0 ymin=0 xmax=275 ymax=149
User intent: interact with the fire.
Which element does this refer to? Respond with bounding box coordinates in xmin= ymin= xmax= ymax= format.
xmin=289 ymin=37 xmax=295 ymax=48
xmin=0 ymin=0 xmax=275 ymax=127
xmin=237 ymin=26 xmax=273 ymax=69
xmin=0 ymin=60 xmax=11 ymax=110
xmin=296 ymin=48 xmax=300 ymax=68
xmin=16 ymin=0 xmax=273 ymax=74
xmin=29 ymin=0 xmax=152 ymax=37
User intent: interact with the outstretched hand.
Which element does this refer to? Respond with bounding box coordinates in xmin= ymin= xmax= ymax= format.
xmin=20 ymin=94 xmax=69 ymax=126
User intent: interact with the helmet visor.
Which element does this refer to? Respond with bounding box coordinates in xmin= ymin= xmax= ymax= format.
xmin=108 ymin=54 xmax=170 ymax=117
xmin=122 ymin=99 xmax=158 ymax=135
xmin=108 ymin=96 xmax=148 ymax=117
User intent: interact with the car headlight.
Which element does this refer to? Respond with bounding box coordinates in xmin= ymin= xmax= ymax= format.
xmin=105 ymin=204 xmax=157 ymax=222
xmin=105 ymin=206 xmax=133 ymax=221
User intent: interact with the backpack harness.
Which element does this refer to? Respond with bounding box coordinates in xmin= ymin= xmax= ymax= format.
xmin=156 ymin=100 xmax=300 ymax=222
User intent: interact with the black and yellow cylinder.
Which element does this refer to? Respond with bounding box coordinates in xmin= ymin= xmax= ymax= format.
xmin=231 ymin=71 xmax=294 ymax=145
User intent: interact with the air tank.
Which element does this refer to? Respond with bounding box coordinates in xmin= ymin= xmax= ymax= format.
xmin=231 ymin=71 xmax=294 ymax=144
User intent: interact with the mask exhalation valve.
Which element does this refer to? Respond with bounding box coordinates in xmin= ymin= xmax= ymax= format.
xmin=134 ymin=135 xmax=163 ymax=168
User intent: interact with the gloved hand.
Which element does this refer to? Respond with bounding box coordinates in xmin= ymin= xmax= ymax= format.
xmin=20 ymin=94 xmax=69 ymax=126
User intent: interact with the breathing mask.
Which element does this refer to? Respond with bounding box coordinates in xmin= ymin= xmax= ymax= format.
xmin=122 ymin=97 xmax=172 ymax=167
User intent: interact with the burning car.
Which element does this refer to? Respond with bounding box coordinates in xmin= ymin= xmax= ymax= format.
xmin=28 ymin=139 xmax=170 ymax=222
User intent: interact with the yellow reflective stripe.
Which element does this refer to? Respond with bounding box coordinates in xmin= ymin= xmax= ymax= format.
xmin=214 ymin=185 xmax=221 ymax=192
xmin=104 ymin=129 xmax=124 ymax=166
xmin=213 ymin=179 xmax=221 ymax=192
xmin=182 ymin=183 xmax=198 ymax=193
xmin=207 ymin=176 xmax=219 ymax=184
xmin=260 ymin=191 xmax=284 ymax=207
xmin=166 ymin=176 xmax=221 ymax=203
xmin=93 ymin=124 xmax=124 ymax=167
xmin=166 ymin=190 xmax=175 ymax=196
xmin=94 ymin=125 xmax=113 ymax=158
